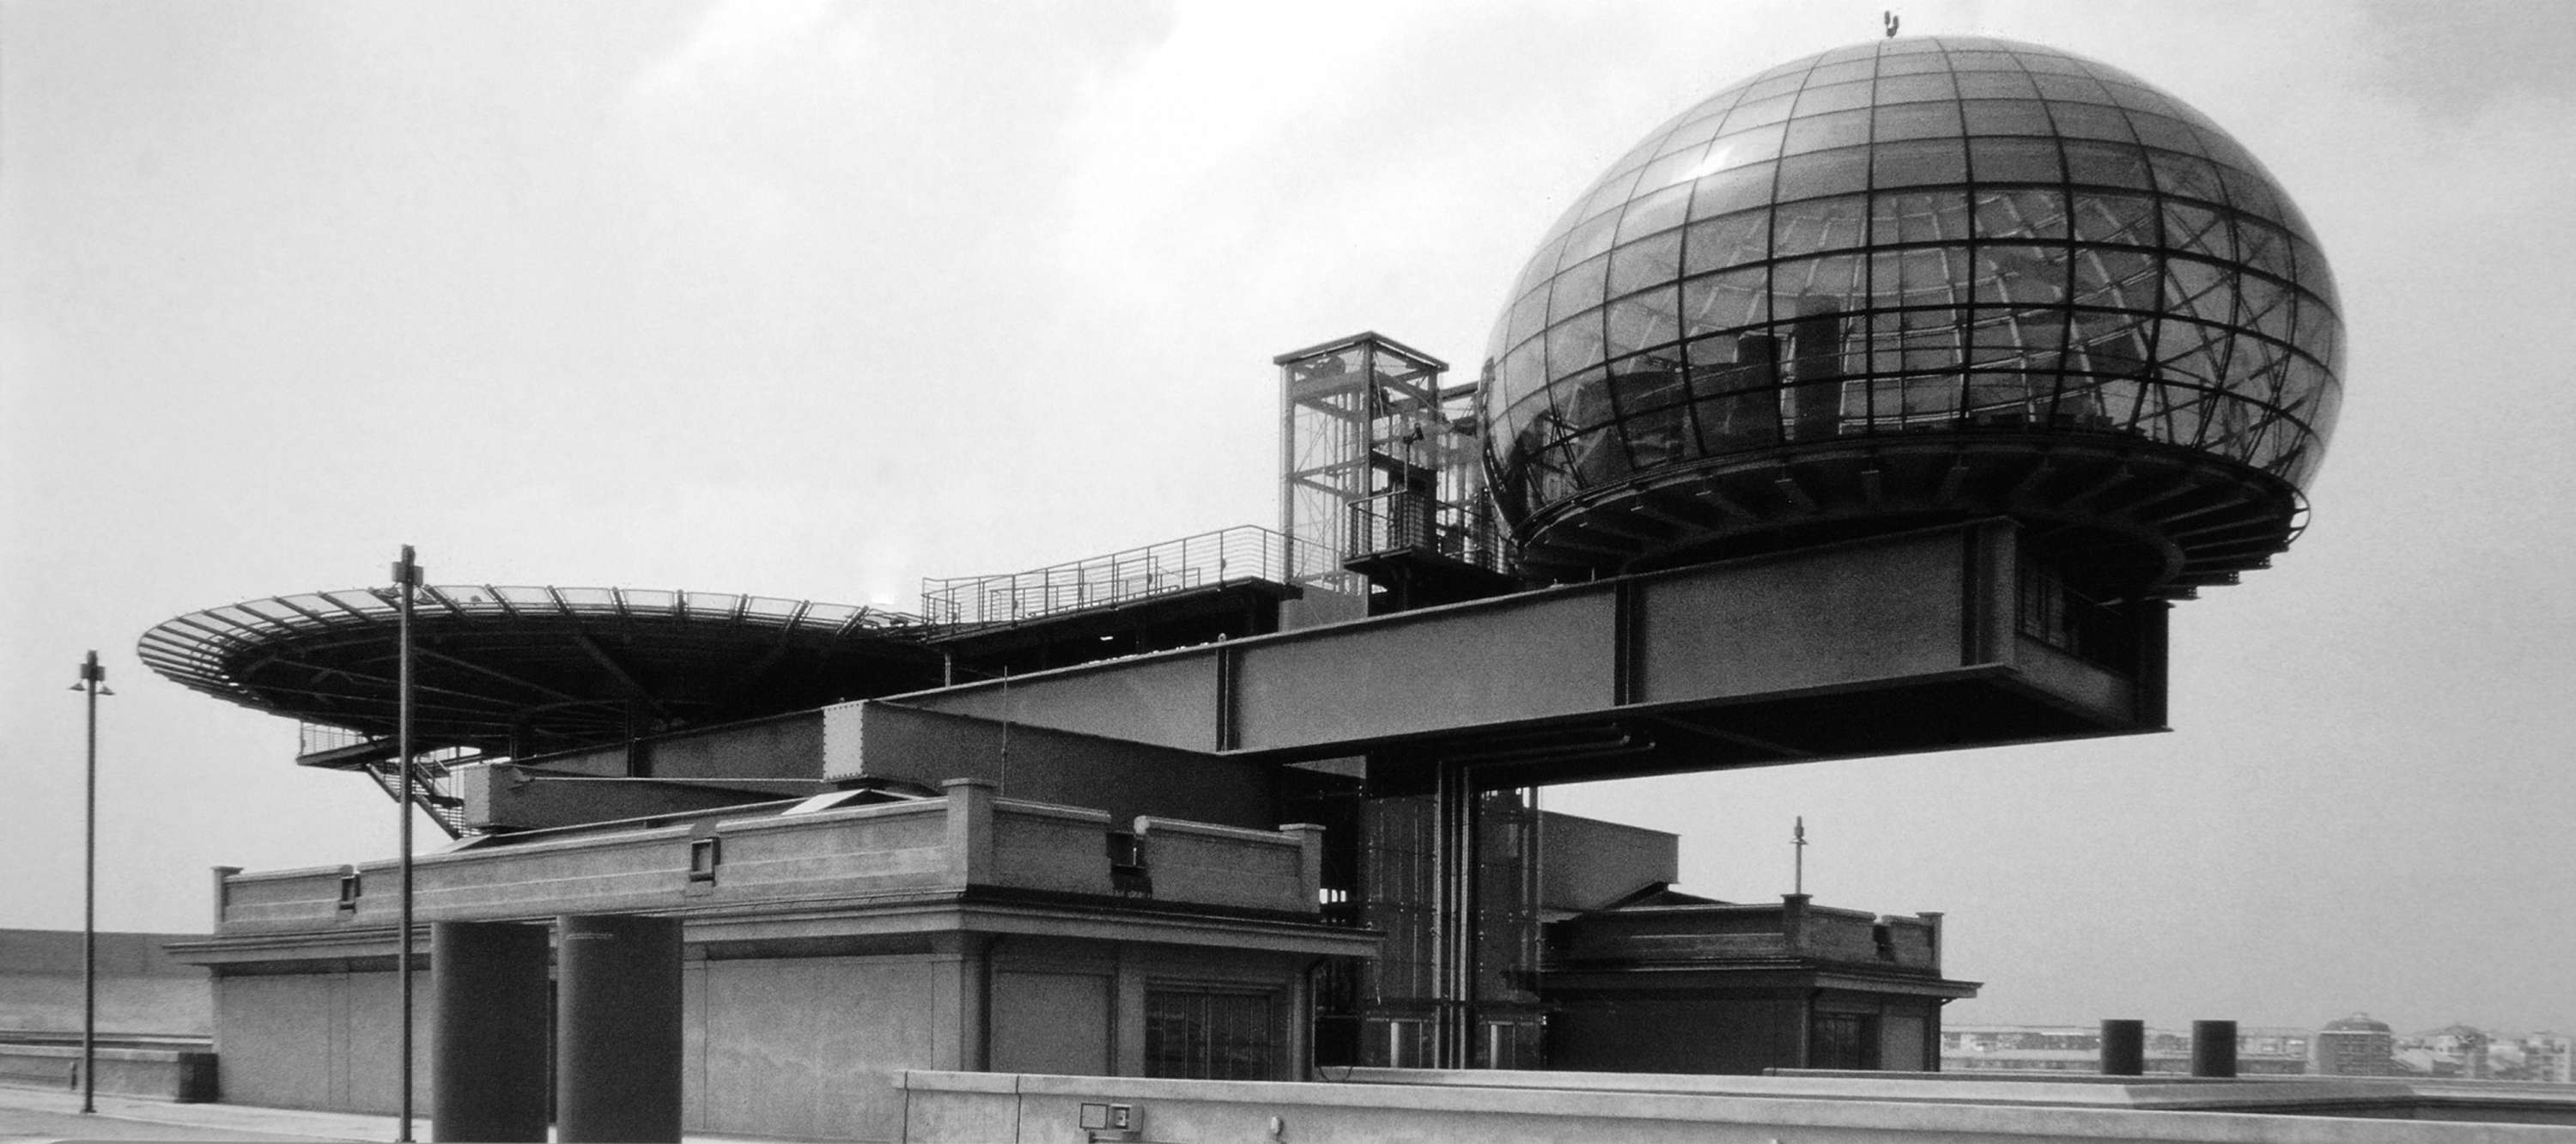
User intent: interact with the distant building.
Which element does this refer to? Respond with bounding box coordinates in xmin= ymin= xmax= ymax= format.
xmin=1542 ymin=884 xmax=1973 ymax=1074
xmin=1940 ymin=1024 xmax=2308 ymax=1074
xmin=2393 ymin=1026 xmax=2576 ymax=1082
xmin=0 ymin=928 xmax=211 ymax=1038
xmin=2519 ymin=1033 xmax=2575 ymax=1084
xmin=2398 ymin=1024 xmax=2492 ymax=1079
xmin=2314 ymin=1013 xmax=2399 ymax=1076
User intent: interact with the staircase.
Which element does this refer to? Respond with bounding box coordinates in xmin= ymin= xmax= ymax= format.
xmin=357 ymin=753 xmax=471 ymax=838
xmin=296 ymin=722 xmax=474 ymax=838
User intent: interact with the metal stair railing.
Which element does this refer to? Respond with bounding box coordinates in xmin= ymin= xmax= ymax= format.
xmin=356 ymin=747 xmax=476 ymax=839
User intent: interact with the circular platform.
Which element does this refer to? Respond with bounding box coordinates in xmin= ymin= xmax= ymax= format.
xmin=137 ymin=586 xmax=947 ymax=757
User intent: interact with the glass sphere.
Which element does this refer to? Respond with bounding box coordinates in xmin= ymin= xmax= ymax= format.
xmin=1481 ymin=36 xmax=2342 ymax=584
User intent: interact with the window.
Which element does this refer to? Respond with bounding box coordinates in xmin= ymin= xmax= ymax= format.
xmin=1811 ymin=1013 xmax=1882 ymax=1070
xmin=1145 ymin=989 xmax=1275 ymax=1080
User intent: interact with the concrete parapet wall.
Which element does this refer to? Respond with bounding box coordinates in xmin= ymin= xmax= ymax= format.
xmin=1132 ymin=818 xmax=1317 ymax=915
xmin=1554 ymin=900 xmax=1943 ymax=971
xmin=1797 ymin=905 xmax=1890 ymax=964
xmin=211 ymin=791 xmax=1323 ymax=934
xmin=0 ymin=1042 xmax=217 ymax=1103
xmin=714 ymin=800 xmax=952 ymax=898
xmin=896 ymin=1069 xmax=2576 ymax=1142
xmin=1880 ymin=916 xmax=1937 ymax=966
xmin=217 ymin=866 xmax=353 ymax=932
xmin=992 ymin=801 xmax=1118 ymax=898
xmin=376 ymin=828 xmax=693 ymax=921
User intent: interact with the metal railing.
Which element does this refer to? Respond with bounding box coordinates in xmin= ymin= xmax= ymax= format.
xmin=920 ymin=526 xmax=1292 ymax=628
xmin=297 ymin=721 xmax=481 ymax=838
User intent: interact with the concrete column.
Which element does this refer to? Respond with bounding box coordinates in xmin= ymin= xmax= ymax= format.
xmin=2190 ymin=1019 xmax=2238 ymax=1078
xmin=431 ymin=922 xmax=550 ymax=1142
xmin=2099 ymin=1019 xmax=2145 ymax=1076
xmin=210 ymin=867 xmax=240 ymax=932
xmin=1280 ymin=823 xmax=1326 ymax=907
xmin=555 ymin=915 xmax=682 ymax=1143
xmin=944 ymin=777 xmax=998 ymax=888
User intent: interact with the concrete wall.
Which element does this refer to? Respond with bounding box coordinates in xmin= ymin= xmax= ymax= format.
xmin=686 ymin=954 xmax=955 ymax=1141
xmin=896 ymin=1070 xmax=2575 ymax=1143
xmin=211 ymin=967 xmax=428 ymax=1114
xmin=1552 ymin=900 xmax=1941 ymax=972
xmin=0 ymin=1042 xmax=217 ymax=1102
xmin=675 ymin=939 xmax=1321 ymax=1141
xmin=1552 ymin=996 xmax=1806 ymax=1074
xmin=187 ymin=789 xmax=1360 ymax=1137
xmin=197 ymin=937 xmax=1321 ymax=1141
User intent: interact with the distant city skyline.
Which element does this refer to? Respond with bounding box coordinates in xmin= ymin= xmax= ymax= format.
xmin=7 ymin=1 xmax=2573 ymax=1037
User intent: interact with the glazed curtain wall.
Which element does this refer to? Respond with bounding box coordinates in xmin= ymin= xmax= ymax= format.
xmin=1482 ymin=36 xmax=2342 ymax=526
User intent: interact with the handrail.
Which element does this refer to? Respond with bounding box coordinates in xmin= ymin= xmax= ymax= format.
xmin=920 ymin=526 xmax=1292 ymax=628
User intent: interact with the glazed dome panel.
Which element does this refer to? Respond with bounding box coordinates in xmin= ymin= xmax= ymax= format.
xmin=1480 ymin=35 xmax=2342 ymax=585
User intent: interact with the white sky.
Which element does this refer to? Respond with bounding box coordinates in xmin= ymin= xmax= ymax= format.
xmin=5 ymin=1 xmax=2573 ymax=1037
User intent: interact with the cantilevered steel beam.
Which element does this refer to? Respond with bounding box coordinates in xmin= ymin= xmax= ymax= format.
xmin=881 ymin=519 xmax=2163 ymax=784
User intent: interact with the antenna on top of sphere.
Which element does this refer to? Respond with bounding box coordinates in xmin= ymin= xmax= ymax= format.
xmin=1884 ymin=11 xmax=1900 ymax=37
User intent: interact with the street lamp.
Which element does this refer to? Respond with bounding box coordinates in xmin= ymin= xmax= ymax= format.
xmin=69 ymin=650 xmax=112 ymax=1115
xmin=391 ymin=545 xmax=422 ymax=1144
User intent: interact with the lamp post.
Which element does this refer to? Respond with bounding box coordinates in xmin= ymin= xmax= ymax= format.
xmin=391 ymin=546 xmax=422 ymax=1143
xmin=70 ymin=650 xmax=112 ymax=1115
xmin=1793 ymin=815 xmax=1807 ymax=896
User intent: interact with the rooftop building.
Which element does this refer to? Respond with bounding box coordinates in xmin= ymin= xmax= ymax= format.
xmin=124 ymin=31 xmax=2364 ymax=1144
xmin=2317 ymin=1012 xmax=2402 ymax=1077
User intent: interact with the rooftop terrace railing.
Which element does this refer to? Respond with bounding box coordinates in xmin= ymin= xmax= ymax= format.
xmin=920 ymin=526 xmax=1291 ymax=628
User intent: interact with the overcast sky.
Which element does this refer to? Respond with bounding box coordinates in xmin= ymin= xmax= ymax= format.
xmin=5 ymin=1 xmax=2573 ymax=1038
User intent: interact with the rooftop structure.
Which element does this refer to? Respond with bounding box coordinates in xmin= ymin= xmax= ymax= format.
xmin=138 ymin=586 xmax=941 ymax=760
xmin=135 ymin=30 xmax=2354 ymax=1144
xmin=1480 ymin=37 xmax=2340 ymax=595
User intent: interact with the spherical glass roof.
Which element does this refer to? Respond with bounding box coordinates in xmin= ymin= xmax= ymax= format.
xmin=1481 ymin=35 xmax=2342 ymax=582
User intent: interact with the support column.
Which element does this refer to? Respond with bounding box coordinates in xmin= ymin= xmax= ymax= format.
xmin=556 ymin=916 xmax=682 ymax=1143
xmin=431 ymin=922 xmax=550 ymax=1142
xmin=1432 ymin=761 xmax=1477 ymax=1069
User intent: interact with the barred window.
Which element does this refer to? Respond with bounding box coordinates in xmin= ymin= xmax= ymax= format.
xmin=1144 ymin=989 xmax=1276 ymax=1080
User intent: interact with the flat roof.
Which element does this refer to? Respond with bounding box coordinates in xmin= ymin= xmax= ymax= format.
xmin=139 ymin=585 xmax=945 ymax=756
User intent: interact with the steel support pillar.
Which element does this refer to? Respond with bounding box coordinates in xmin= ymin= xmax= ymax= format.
xmin=556 ymin=915 xmax=682 ymax=1143
xmin=431 ymin=922 xmax=550 ymax=1142
xmin=1432 ymin=760 xmax=1477 ymax=1069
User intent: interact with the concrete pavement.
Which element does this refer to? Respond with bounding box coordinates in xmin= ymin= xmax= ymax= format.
xmin=0 ymin=1085 xmax=376 ymax=1142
